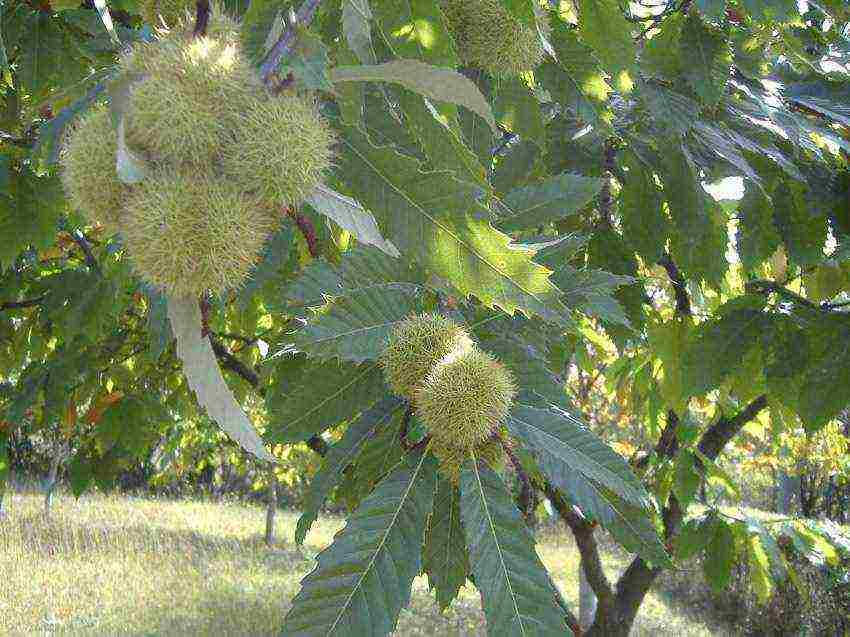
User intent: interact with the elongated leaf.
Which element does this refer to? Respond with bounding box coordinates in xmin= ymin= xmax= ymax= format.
xmin=337 ymin=127 xmax=569 ymax=323
xmin=424 ymin=475 xmax=470 ymax=611
xmin=578 ymin=0 xmax=636 ymax=81
xmin=283 ymin=451 xmax=437 ymax=637
xmin=307 ymin=185 xmax=399 ymax=257
xmin=460 ymin=461 xmax=572 ymax=637
xmin=167 ymin=295 xmax=273 ymax=461
xmin=331 ymin=60 xmax=496 ymax=132
xmin=507 ymin=404 xmax=649 ymax=507
xmin=267 ymin=358 xmax=387 ymax=443
xmin=478 ymin=336 xmax=570 ymax=410
xmin=546 ymin=466 xmax=670 ymax=566
xmin=294 ymin=284 xmax=423 ymax=362
xmin=342 ymin=0 xmax=376 ymax=64
xmin=680 ymin=14 xmax=732 ymax=106
xmin=704 ymin=518 xmax=736 ymax=593
xmin=498 ymin=172 xmax=603 ymax=232
xmin=295 ymin=396 xmax=404 ymax=545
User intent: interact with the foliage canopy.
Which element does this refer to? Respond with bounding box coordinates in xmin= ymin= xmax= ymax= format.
xmin=2 ymin=0 xmax=850 ymax=635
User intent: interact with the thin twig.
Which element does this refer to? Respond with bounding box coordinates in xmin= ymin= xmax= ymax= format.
xmin=399 ymin=406 xmax=414 ymax=451
xmin=259 ymin=0 xmax=324 ymax=85
xmin=71 ymin=230 xmax=102 ymax=275
xmin=658 ymin=251 xmax=691 ymax=317
xmin=0 ymin=296 xmax=46 ymax=312
xmin=286 ymin=206 xmax=320 ymax=258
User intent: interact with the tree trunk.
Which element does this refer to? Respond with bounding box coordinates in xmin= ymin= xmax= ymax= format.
xmin=43 ymin=442 xmax=65 ymax=518
xmin=578 ymin=532 xmax=598 ymax=631
xmin=264 ymin=467 xmax=279 ymax=546
xmin=774 ymin=470 xmax=798 ymax=514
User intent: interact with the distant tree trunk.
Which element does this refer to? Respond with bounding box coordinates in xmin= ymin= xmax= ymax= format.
xmin=264 ymin=467 xmax=279 ymax=546
xmin=43 ymin=440 xmax=66 ymax=518
xmin=579 ymin=530 xmax=599 ymax=631
xmin=774 ymin=470 xmax=798 ymax=514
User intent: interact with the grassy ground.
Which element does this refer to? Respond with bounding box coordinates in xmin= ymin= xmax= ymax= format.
xmin=0 ymin=489 xmax=732 ymax=636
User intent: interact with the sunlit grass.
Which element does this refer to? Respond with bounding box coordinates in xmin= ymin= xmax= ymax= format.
xmin=1 ymin=489 xmax=730 ymax=636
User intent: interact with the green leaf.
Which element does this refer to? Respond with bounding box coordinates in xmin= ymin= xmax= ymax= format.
xmin=336 ymin=127 xmax=569 ymax=323
xmin=703 ymin=518 xmax=736 ymax=593
xmin=459 ymin=461 xmax=572 ymax=637
xmin=166 ymin=295 xmax=273 ymax=461
xmin=342 ymin=0 xmax=377 ymax=64
xmin=673 ymin=450 xmax=700 ymax=507
xmin=0 ymin=167 xmax=64 ymax=267
xmin=543 ymin=462 xmax=670 ymax=566
xmin=619 ymin=152 xmax=669 ymax=263
xmin=395 ymin=90 xmax=488 ymax=187
xmin=745 ymin=531 xmax=774 ymax=603
xmin=497 ymin=172 xmax=603 ymax=232
xmin=281 ymin=259 xmax=342 ymax=308
xmin=33 ymin=79 xmax=110 ymax=169
xmin=798 ymin=314 xmax=850 ymax=430
xmin=553 ymin=266 xmax=634 ymax=326
xmin=423 ymin=475 xmax=470 ymax=611
xmin=577 ymin=0 xmax=636 ymax=85
xmin=681 ymin=299 xmax=772 ymax=396
xmin=680 ymin=14 xmax=732 ymax=106
xmin=661 ymin=147 xmax=728 ymax=286
xmin=331 ymin=61 xmax=496 ymax=132
xmin=736 ymin=183 xmax=781 ymax=271
xmin=507 ymin=404 xmax=650 ymax=507
xmin=144 ymin=286 xmax=171 ymax=359
xmin=478 ymin=336 xmax=570 ymax=410
xmin=295 ymin=396 xmax=404 ymax=545
xmin=643 ymin=14 xmax=685 ymax=80
xmin=240 ymin=0 xmax=289 ymax=66
xmin=697 ymin=0 xmax=727 ymax=18
xmin=293 ymin=284 xmax=423 ymax=362
xmin=372 ymin=0 xmax=457 ymax=65
xmin=647 ymin=318 xmax=691 ymax=414
xmin=493 ymin=78 xmax=545 ymax=148
xmin=638 ymin=82 xmax=700 ymax=136
xmin=280 ymin=28 xmax=333 ymax=91
xmin=675 ymin=515 xmax=715 ymax=561
xmin=772 ymin=181 xmax=828 ymax=266
xmin=283 ymin=450 xmax=437 ymax=637
xmin=267 ymin=358 xmax=388 ymax=443
xmin=17 ymin=14 xmax=70 ymax=95
xmin=238 ymin=226 xmax=296 ymax=306
xmin=306 ymin=185 xmax=399 ymax=257
xmin=340 ymin=408 xmax=406 ymax=509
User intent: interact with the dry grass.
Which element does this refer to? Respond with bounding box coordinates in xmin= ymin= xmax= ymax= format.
xmin=0 ymin=489 xmax=732 ymax=636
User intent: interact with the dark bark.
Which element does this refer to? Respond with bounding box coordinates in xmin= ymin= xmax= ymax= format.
xmin=209 ymin=337 xmax=328 ymax=458
xmin=591 ymin=395 xmax=768 ymax=635
xmin=658 ymin=252 xmax=691 ymax=317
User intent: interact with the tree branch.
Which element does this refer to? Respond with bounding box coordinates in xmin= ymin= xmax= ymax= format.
xmin=698 ymin=394 xmax=767 ymax=461
xmin=543 ymin=482 xmax=614 ymax=612
xmin=258 ymin=0 xmax=324 ymax=85
xmin=658 ymin=251 xmax=691 ymax=317
xmin=0 ymin=296 xmax=45 ymax=312
xmin=209 ymin=335 xmax=328 ymax=457
xmin=601 ymin=394 xmax=769 ymax=636
xmin=71 ymin=230 xmax=102 ymax=275
xmin=746 ymin=279 xmax=819 ymax=309
xmin=286 ymin=206 xmax=320 ymax=258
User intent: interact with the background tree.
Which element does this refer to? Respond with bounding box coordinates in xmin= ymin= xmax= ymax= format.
xmin=2 ymin=0 xmax=850 ymax=636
